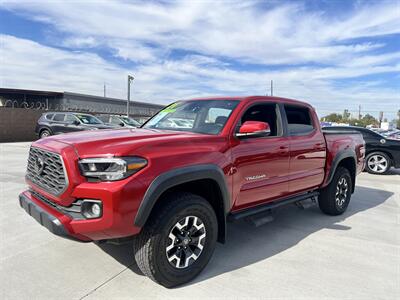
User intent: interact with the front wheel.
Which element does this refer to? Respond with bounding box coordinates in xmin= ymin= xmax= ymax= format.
xmin=133 ymin=192 xmax=218 ymax=288
xmin=365 ymin=152 xmax=391 ymax=174
xmin=319 ymin=166 xmax=352 ymax=216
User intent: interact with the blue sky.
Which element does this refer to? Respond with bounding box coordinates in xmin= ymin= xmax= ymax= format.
xmin=0 ymin=0 xmax=399 ymax=119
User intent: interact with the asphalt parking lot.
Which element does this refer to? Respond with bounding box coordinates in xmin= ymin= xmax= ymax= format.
xmin=0 ymin=142 xmax=399 ymax=299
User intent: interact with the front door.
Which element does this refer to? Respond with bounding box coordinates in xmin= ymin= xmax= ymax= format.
xmin=231 ymin=103 xmax=290 ymax=210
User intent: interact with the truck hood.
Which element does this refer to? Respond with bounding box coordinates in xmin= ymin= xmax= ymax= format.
xmin=36 ymin=128 xmax=212 ymax=157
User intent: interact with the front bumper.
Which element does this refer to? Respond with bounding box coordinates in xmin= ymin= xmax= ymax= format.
xmin=19 ymin=193 xmax=69 ymax=238
xmin=19 ymin=185 xmax=143 ymax=241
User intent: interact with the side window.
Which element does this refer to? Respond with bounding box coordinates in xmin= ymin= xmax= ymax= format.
xmin=111 ymin=116 xmax=122 ymax=125
xmin=53 ymin=114 xmax=66 ymax=122
xmin=65 ymin=114 xmax=76 ymax=122
xmin=45 ymin=114 xmax=54 ymax=120
xmin=239 ymin=103 xmax=280 ymax=137
xmin=206 ymin=108 xmax=231 ymax=126
xmin=284 ymin=105 xmax=314 ymax=135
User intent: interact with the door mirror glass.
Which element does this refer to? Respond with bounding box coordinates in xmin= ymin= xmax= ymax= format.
xmin=236 ymin=121 xmax=271 ymax=138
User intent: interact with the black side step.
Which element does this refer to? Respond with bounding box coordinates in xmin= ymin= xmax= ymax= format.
xmin=228 ymin=191 xmax=319 ymax=221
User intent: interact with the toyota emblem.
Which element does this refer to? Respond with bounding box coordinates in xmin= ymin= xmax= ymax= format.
xmin=35 ymin=156 xmax=45 ymax=175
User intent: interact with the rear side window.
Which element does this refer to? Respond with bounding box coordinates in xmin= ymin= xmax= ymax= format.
xmin=53 ymin=114 xmax=65 ymax=122
xmin=284 ymin=105 xmax=314 ymax=135
xmin=45 ymin=114 xmax=54 ymax=120
xmin=206 ymin=108 xmax=231 ymax=126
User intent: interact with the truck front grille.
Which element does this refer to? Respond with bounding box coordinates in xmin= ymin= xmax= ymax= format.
xmin=26 ymin=147 xmax=68 ymax=195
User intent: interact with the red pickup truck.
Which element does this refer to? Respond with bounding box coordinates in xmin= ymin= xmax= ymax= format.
xmin=19 ymin=96 xmax=365 ymax=287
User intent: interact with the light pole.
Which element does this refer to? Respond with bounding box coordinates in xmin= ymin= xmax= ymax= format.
xmin=127 ymin=75 xmax=134 ymax=118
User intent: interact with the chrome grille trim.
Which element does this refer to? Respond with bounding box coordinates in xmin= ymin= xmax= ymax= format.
xmin=26 ymin=147 xmax=68 ymax=195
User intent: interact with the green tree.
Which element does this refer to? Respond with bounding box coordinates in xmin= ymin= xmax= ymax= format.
xmin=321 ymin=113 xmax=343 ymax=123
xmin=361 ymin=114 xmax=379 ymax=127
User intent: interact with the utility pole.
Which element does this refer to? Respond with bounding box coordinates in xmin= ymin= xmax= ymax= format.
xmin=379 ymin=111 xmax=384 ymax=128
xmin=358 ymin=105 xmax=361 ymax=120
xmin=271 ymin=80 xmax=273 ymax=96
xmin=103 ymin=83 xmax=106 ymax=97
xmin=127 ymin=75 xmax=134 ymax=118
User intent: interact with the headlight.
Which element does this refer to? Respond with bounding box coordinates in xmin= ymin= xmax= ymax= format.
xmin=79 ymin=157 xmax=147 ymax=181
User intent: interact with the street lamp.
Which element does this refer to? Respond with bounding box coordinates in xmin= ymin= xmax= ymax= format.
xmin=127 ymin=75 xmax=134 ymax=118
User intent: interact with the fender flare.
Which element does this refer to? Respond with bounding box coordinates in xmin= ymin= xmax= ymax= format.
xmin=325 ymin=149 xmax=357 ymax=191
xmin=134 ymin=164 xmax=231 ymax=228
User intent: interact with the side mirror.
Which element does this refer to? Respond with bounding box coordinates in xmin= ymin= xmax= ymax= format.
xmin=73 ymin=120 xmax=80 ymax=126
xmin=236 ymin=121 xmax=271 ymax=138
xmin=119 ymin=122 xmax=125 ymax=127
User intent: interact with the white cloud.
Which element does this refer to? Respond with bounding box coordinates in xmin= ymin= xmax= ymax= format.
xmin=0 ymin=0 xmax=399 ymax=119
xmin=2 ymin=0 xmax=399 ymax=65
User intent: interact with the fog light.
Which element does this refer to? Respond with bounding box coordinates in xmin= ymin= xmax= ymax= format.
xmin=91 ymin=203 xmax=101 ymax=216
xmin=81 ymin=200 xmax=102 ymax=219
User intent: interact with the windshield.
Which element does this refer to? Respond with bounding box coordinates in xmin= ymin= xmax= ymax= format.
xmin=75 ymin=114 xmax=103 ymax=125
xmin=120 ymin=116 xmax=141 ymax=126
xmin=143 ymin=100 xmax=239 ymax=134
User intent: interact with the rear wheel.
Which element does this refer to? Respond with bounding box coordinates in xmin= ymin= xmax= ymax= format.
xmin=40 ymin=129 xmax=51 ymax=139
xmin=365 ymin=152 xmax=390 ymax=174
xmin=319 ymin=166 xmax=352 ymax=215
xmin=133 ymin=192 xmax=218 ymax=288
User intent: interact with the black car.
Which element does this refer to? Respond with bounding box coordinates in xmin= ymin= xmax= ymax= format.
xmin=96 ymin=114 xmax=141 ymax=128
xmin=323 ymin=126 xmax=400 ymax=174
xmin=35 ymin=112 xmax=115 ymax=139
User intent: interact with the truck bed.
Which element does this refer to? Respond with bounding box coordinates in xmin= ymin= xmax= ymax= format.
xmin=322 ymin=129 xmax=365 ymax=188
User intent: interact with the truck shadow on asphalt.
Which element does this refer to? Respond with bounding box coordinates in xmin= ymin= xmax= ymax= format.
xmin=98 ymin=185 xmax=393 ymax=286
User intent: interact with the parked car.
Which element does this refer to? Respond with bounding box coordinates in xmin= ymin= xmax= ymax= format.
xmin=35 ymin=112 xmax=115 ymax=138
xmin=381 ymin=129 xmax=400 ymax=140
xmin=387 ymin=131 xmax=400 ymax=140
xmin=323 ymin=126 xmax=400 ymax=174
xmin=20 ymin=96 xmax=365 ymax=287
xmin=96 ymin=114 xmax=142 ymax=128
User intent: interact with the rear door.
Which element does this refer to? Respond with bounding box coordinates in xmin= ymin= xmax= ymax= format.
xmin=51 ymin=113 xmax=66 ymax=134
xmin=231 ymin=102 xmax=290 ymax=210
xmin=283 ymin=104 xmax=326 ymax=193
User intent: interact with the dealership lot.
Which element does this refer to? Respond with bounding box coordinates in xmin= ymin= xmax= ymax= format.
xmin=0 ymin=142 xmax=399 ymax=299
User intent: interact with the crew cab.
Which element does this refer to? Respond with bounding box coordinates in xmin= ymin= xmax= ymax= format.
xmin=19 ymin=96 xmax=365 ymax=287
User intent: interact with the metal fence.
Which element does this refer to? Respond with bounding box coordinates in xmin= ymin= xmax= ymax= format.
xmin=0 ymin=98 xmax=161 ymax=117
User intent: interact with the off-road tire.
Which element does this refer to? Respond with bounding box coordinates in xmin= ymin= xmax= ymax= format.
xmin=319 ymin=166 xmax=352 ymax=216
xmin=365 ymin=152 xmax=391 ymax=175
xmin=133 ymin=192 xmax=218 ymax=288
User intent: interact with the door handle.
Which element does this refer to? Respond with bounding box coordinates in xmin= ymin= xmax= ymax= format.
xmin=313 ymin=143 xmax=324 ymax=150
xmin=279 ymin=145 xmax=288 ymax=155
